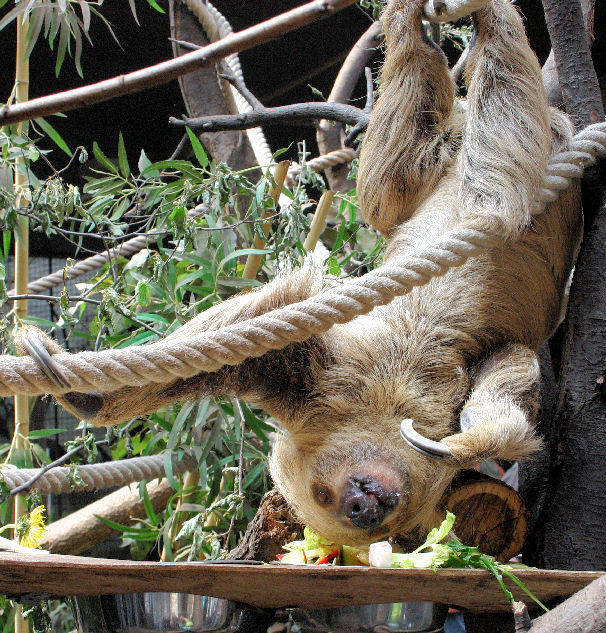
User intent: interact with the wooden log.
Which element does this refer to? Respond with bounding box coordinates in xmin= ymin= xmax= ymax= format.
xmin=525 ymin=574 xmax=606 ymax=633
xmin=40 ymin=480 xmax=173 ymax=555
xmin=0 ymin=550 xmax=600 ymax=612
xmin=229 ymin=488 xmax=302 ymax=561
xmin=445 ymin=470 xmax=527 ymax=562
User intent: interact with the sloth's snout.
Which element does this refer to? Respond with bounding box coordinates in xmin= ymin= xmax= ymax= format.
xmin=340 ymin=475 xmax=401 ymax=531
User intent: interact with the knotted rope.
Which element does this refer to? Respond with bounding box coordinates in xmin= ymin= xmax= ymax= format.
xmin=0 ymin=453 xmax=196 ymax=495
xmin=2 ymin=121 xmax=605 ymax=398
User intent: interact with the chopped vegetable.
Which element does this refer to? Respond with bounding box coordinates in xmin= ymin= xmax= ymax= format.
xmin=369 ymin=541 xmax=392 ymax=568
xmin=315 ymin=549 xmax=340 ymax=565
xmin=277 ymin=512 xmax=547 ymax=612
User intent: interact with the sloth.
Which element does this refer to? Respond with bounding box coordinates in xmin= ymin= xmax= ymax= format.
xmin=23 ymin=0 xmax=582 ymax=546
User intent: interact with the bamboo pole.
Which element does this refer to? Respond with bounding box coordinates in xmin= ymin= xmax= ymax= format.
xmin=303 ymin=190 xmax=334 ymax=252
xmin=242 ymin=160 xmax=290 ymax=280
xmin=12 ymin=7 xmax=30 ymax=633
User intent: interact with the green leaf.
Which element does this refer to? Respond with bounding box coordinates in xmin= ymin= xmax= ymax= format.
xmin=138 ymin=480 xmax=159 ymax=526
xmin=0 ymin=2 xmax=28 ymax=32
xmin=146 ymin=0 xmax=165 ymax=13
xmin=217 ymin=248 xmax=272 ymax=272
xmin=163 ymin=452 xmax=177 ymax=490
xmin=35 ymin=117 xmax=72 ymax=157
xmin=185 ymin=127 xmax=208 ymax=168
xmin=28 ymin=428 xmax=68 ymax=439
xmin=138 ymin=149 xmax=152 ymax=174
xmin=117 ymin=132 xmax=130 ymax=178
xmin=93 ymin=141 xmax=119 ymax=174
xmin=135 ymin=279 xmax=151 ymax=306
xmin=167 ymin=401 xmax=194 ymax=451
xmin=55 ymin=18 xmax=70 ymax=76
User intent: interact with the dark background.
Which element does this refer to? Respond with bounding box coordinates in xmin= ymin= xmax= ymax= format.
xmin=0 ymin=0 xmax=559 ymax=257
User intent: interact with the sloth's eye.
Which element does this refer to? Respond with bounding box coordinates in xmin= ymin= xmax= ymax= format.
xmin=312 ymin=483 xmax=334 ymax=507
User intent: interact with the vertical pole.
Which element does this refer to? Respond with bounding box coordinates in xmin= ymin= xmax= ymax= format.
xmin=242 ymin=160 xmax=290 ymax=280
xmin=12 ymin=5 xmax=30 ymax=633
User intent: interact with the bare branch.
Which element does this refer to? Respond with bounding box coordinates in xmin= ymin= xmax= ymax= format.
xmin=0 ymin=0 xmax=359 ymax=127
xmin=343 ymin=67 xmax=374 ymax=146
xmin=171 ymin=102 xmax=369 ymax=133
xmin=317 ymin=21 xmax=383 ymax=190
xmin=541 ymin=0 xmax=604 ymax=129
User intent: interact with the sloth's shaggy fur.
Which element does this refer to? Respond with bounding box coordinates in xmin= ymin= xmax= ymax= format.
xmin=38 ymin=0 xmax=583 ymax=545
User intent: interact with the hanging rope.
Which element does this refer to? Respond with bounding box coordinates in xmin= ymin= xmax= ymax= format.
xmin=0 ymin=453 xmax=196 ymax=495
xmin=2 ymin=120 xmax=605 ymax=398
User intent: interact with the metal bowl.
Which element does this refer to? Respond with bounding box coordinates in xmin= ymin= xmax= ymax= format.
xmin=289 ymin=602 xmax=448 ymax=633
xmin=72 ymin=593 xmax=447 ymax=633
xmin=73 ymin=594 xmax=246 ymax=633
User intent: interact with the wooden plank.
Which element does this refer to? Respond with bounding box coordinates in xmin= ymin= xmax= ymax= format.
xmin=0 ymin=552 xmax=602 ymax=612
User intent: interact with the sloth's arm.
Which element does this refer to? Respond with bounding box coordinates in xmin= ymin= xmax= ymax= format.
xmin=460 ymin=0 xmax=552 ymax=238
xmin=36 ymin=266 xmax=328 ymax=427
xmin=444 ymin=344 xmax=542 ymax=464
xmin=357 ymin=0 xmax=459 ymax=236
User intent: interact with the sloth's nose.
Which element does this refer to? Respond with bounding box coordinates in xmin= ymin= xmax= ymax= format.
xmin=340 ymin=476 xmax=401 ymax=530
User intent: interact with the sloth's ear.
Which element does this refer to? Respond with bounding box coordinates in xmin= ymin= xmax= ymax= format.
xmin=441 ymin=470 xmax=528 ymax=562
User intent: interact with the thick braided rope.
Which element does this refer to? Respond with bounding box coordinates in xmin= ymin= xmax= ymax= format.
xmin=0 ymin=453 xmax=196 ymax=495
xmin=288 ymin=148 xmax=358 ymax=183
xmin=10 ymin=235 xmax=150 ymax=296
xmin=4 ymin=228 xmax=493 ymax=396
xmin=3 ymin=128 xmax=604 ymax=397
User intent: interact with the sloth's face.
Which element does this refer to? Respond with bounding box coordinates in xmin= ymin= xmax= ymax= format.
xmin=269 ymin=423 xmax=456 ymax=546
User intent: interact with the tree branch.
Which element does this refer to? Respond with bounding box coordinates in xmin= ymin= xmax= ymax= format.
xmin=170 ymin=102 xmax=369 ymax=133
xmin=171 ymin=65 xmax=373 ymax=142
xmin=317 ymin=21 xmax=382 ymax=190
xmin=541 ymin=0 xmax=604 ymax=128
xmin=525 ymin=575 xmax=606 ymax=633
xmin=0 ymin=0 xmax=359 ymax=127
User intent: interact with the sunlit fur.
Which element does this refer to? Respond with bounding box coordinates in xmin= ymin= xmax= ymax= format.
xmin=36 ymin=0 xmax=583 ymax=545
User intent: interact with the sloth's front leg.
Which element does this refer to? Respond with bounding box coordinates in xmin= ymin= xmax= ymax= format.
xmin=401 ymin=344 xmax=542 ymax=465
xmin=357 ymin=0 xmax=460 ymax=237
xmin=17 ymin=265 xmax=326 ymax=427
xmin=447 ymin=344 xmax=543 ymax=465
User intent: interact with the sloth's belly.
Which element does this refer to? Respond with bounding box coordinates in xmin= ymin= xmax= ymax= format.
xmin=382 ymin=177 xmax=583 ymax=352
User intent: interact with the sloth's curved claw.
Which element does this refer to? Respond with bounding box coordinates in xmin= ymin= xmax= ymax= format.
xmin=20 ymin=330 xmax=71 ymax=391
xmin=400 ymin=418 xmax=453 ymax=460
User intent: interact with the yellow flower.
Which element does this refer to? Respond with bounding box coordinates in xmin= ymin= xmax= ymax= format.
xmin=17 ymin=505 xmax=46 ymax=549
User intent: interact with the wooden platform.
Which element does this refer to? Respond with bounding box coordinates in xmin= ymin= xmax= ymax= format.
xmin=0 ymin=551 xmax=602 ymax=612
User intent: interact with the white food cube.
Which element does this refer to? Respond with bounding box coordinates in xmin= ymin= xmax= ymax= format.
xmin=369 ymin=541 xmax=393 ymax=568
